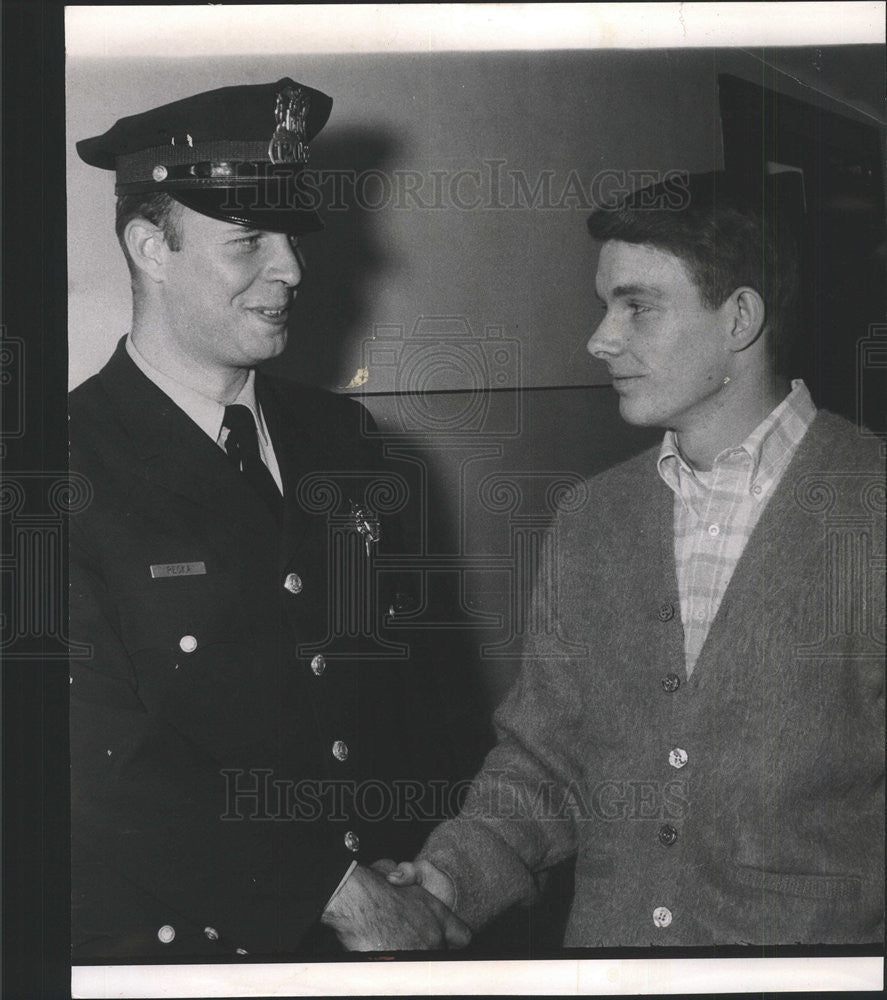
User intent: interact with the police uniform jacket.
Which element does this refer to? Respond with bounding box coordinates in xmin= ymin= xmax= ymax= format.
xmin=419 ymin=410 xmax=885 ymax=946
xmin=69 ymin=339 xmax=451 ymax=959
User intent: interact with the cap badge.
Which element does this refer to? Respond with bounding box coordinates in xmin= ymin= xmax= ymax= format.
xmin=268 ymin=86 xmax=310 ymax=165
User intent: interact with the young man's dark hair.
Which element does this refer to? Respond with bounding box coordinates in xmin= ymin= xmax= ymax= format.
xmin=586 ymin=171 xmax=801 ymax=374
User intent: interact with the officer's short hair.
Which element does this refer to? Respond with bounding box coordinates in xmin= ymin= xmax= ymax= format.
xmin=115 ymin=193 xmax=183 ymax=271
xmin=587 ymin=172 xmax=801 ymax=372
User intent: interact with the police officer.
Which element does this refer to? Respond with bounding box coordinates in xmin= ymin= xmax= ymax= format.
xmin=69 ymin=78 xmax=470 ymax=958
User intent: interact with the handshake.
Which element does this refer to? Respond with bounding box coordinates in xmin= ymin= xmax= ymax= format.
xmin=320 ymin=858 xmax=472 ymax=951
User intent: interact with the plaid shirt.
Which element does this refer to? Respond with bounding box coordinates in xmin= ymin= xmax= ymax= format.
xmin=657 ymin=380 xmax=816 ymax=675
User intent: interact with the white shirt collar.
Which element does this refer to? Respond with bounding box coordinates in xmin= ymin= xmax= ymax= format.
xmin=125 ymin=336 xmax=270 ymax=446
xmin=657 ymin=379 xmax=816 ymax=499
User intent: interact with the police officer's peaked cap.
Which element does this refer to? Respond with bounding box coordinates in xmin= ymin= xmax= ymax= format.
xmin=77 ymin=78 xmax=333 ymax=234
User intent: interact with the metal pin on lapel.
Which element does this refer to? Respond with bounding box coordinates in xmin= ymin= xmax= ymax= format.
xmin=349 ymin=501 xmax=380 ymax=557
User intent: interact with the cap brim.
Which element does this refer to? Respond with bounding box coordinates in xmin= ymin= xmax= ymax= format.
xmin=171 ymin=189 xmax=324 ymax=235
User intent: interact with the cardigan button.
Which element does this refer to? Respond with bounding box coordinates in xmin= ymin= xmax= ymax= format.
xmin=652 ymin=906 xmax=672 ymax=928
xmin=658 ymin=824 xmax=678 ymax=846
xmin=660 ymin=673 xmax=680 ymax=693
xmin=657 ymin=602 xmax=675 ymax=622
xmin=668 ymin=747 xmax=688 ymax=769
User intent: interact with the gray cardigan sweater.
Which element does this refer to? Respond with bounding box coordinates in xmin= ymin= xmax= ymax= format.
xmin=421 ymin=411 xmax=885 ymax=946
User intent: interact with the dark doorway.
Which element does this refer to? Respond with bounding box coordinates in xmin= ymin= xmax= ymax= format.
xmin=719 ymin=71 xmax=886 ymax=432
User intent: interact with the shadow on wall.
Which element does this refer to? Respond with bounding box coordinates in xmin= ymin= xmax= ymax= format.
xmin=262 ymin=126 xmax=501 ymax=843
xmin=257 ymin=120 xmax=664 ymax=958
xmin=265 ymin=126 xmax=400 ymax=389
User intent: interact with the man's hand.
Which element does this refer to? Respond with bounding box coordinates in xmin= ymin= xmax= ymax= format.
xmin=320 ymin=859 xmax=471 ymax=951
xmin=385 ymin=858 xmax=456 ymax=907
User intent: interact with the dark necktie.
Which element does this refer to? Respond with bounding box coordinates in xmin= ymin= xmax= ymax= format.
xmin=222 ymin=404 xmax=283 ymax=520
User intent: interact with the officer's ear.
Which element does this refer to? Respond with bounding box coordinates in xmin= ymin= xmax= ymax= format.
xmin=724 ymin=286 xmax=767 ymax=353
xmin=123 ymin=217 xmax=172 ymax=284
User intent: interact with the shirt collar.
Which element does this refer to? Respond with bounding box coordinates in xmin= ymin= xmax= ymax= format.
xmin=741 ymin=379 xmax=815 ymax=492
xmin=125 ymin=336 xmax=269 ymax=446
xmin=657 ymin=379 xmax=816 ymax=501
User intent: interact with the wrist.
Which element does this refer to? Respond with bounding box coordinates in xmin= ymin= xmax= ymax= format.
xmin=416 ymin=858 xmax=457 ymax=909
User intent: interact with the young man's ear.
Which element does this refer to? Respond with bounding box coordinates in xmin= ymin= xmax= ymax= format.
xmin=123 ymin=218 xmax=171 ymax=283
xmin=724 ymin=287 xmax=767 ymax=352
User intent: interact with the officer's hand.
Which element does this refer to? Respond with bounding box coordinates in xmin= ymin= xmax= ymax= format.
xmin=385 ymin=858 xmax=456 ymax=907
xmin=320 ymin=860 xmax=471 ymax=951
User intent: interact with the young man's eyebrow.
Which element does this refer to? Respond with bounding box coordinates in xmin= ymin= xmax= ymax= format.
xmin=609 ymin=283 xmax=665 ymax=299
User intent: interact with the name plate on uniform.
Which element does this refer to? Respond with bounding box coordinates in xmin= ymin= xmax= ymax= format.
xmin=150 ymin=561 xmax=207 ymax=579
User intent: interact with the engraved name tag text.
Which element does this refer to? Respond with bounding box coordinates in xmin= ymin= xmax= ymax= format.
xmin=150 ymin=561 xmax=207 ymax=579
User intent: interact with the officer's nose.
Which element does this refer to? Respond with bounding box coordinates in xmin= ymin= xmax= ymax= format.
xmin=266 ymin=234 xmax=303 ymax=287
xmin=586 ymin=309 xmax=621 ymax=360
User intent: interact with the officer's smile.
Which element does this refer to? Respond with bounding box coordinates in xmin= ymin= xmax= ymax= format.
xmin=248 ymin=303 xmax=292 ymax=325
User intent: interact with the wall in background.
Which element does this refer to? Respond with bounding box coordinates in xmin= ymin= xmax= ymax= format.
xmin=68 ymin=46 xmax=885 ymax=393
xmin=67 ymin=43 xmax=886 ymax=703
xmin=66 ymin=39 xmax=885 ymax=950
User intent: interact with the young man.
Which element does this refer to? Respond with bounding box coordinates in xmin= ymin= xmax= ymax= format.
xmin=69 ymin=78 xmax=471 ymax=958
xmin=387 ymin=172 xmax=885 ymax=946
